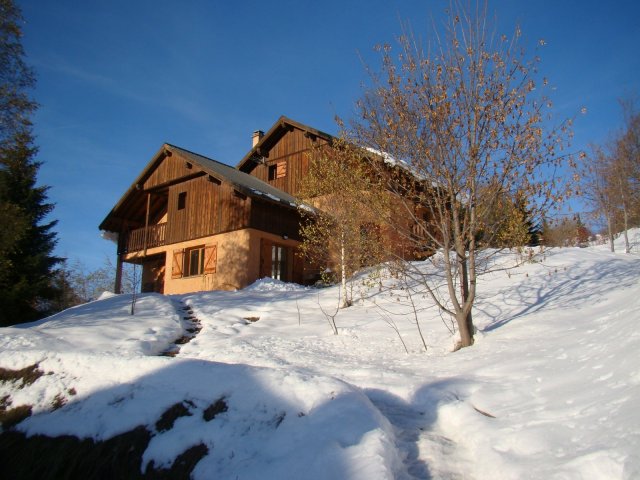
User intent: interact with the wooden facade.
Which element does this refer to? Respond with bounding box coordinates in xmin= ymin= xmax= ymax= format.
xmin=165 ymin=176 xmax=251 ymax=245
xmin=100 ymin=115 xmax=427 ymax=296
xmin=243 ymin=128 xmax=316 ymax=195
xmin=100 ymin=117 xmax=326 ymax=295
xmin=238 ymin=118 xmax=332 ymax=196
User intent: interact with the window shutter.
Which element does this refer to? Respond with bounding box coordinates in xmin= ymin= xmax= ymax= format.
xmin=172 ymin=249 xmax=184 ymax=279
xmin=276 ymin=161 xmax=287 ymax=179
xmin=204 ymin=244 xmax=217 ymax=274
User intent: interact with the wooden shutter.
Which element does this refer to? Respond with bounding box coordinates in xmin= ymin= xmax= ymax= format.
xmin=276 ymin=161 xmax=287 ymax=179
xmin=204 ymin=244 xmax=217 ymax=274
xmin=172 ymin=249 xmax=184 ymax=279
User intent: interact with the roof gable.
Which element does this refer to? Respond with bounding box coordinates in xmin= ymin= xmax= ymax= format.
xmin=99 ymin=143 xmax=300 ymax=232
xmin=237 ymin=116 xmax=334 ymax=173
xmin=143 ymin=149 xmax=198 ymax=190
xmin=167 ymin=144 xmax=299 ymax=206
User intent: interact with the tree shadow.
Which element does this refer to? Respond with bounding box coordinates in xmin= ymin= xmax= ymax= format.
xmin=365 ymin=377 xmax=473 ymax=480
xmin=479 ymin=254 xmax=640 ymax=332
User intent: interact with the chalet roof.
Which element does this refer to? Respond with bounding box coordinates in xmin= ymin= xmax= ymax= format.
xmin=237 ymin=115 xmax=334 ymax=172
xmin=99 ymin=143 xmax=300 ymax=232
xmin=167 ymin=144 xmax=299 ymax=206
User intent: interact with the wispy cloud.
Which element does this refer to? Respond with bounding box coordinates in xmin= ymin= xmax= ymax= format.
xmin=37 ymin=55 xmax=212 ymax=124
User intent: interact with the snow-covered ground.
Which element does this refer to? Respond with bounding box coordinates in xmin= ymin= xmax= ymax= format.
xmin=1 ymin=230 xmax=639 ymax=479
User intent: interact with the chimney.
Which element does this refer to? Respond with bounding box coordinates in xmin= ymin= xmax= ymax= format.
xmin=252 ymin=130 xmax=264 ymax=147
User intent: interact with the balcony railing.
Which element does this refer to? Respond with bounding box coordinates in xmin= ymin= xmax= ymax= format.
xmin=122 ymin=223 xmax=167 ymax=253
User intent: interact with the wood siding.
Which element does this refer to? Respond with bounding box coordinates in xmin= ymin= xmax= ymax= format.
xmin=143 ymin=152 xmax=196 ymax=190
xmin=165 ymin=176 xmax=250 ymax=244
xmin=249 ymin=129 xmax=325 ymax=196
xmin=250 ymin=199 xmax=302 ymax=241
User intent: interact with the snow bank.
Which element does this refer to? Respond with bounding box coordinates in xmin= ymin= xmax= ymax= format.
xmin=1 ymin=243 xmax=639 ymax=478
xmin=244 ymin=277 xmax=308 ymax=292
xmin=593 ymin=227 xmax=640 ymax=253
xmin=0 ymin=293 xmax=182 ymax=356
xmin=410 ymin=247 xmax=640 ymax=479
xmin=1 ymin=352 xmax=399 ymax=479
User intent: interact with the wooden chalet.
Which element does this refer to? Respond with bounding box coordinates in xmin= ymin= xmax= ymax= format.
xmin=99 ymin=116 xmax=333 ymax=295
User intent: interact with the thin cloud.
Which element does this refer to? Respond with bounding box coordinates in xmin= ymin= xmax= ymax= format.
xmin=37 ymin=55 xmax=211 ymax=124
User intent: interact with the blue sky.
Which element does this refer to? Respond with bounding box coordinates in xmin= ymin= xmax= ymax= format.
xmin=18 ymin=0 xmax=640 ymax=271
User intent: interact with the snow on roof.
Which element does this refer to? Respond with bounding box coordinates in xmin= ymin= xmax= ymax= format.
xmin=364 ymin=146 xmax=443 ymax=189
xmin=169 ymin=144 xmax=299 ymax=208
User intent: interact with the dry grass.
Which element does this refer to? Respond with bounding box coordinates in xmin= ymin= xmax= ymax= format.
xmin=203 ymin=397 xmax=228 ymax=422
xmin=0 ymin=404 xmax=32 ymax=430
xmin=155 ymin=401 xmax=193 ymax=432
xmin=0 ymin=363 xmax=44 ymax=388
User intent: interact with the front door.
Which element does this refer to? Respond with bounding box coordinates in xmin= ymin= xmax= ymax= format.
xmin=270 ymin=244 xmax=288 ymax=281
xmin=260 ymin=238 xmax=290 ymax=282
xmin=141 ymin=255 xmax=165 ymax=293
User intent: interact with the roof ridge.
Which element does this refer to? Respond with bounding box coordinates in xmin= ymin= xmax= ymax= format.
xmin=164 ymin=143 xmax=233 ymax=169
xmin=165 ymin=143 xmax=299 ymax=208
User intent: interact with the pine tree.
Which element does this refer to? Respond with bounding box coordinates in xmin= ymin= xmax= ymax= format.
xmin=0 ymin=0 xmax=37 ymax=143
xmin=0 ymin=0 xmax=62 ymax=325
xmin=517 ymin=196 xmax=542 ymax=247
xmin=476 ymin=188 xmax=534 ymax=248
xmin=575 ymin=214 xmax=591 ymax=246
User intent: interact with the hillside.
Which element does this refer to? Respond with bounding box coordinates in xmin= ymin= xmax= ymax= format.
xmin=1 ymin=231 xmax=639 ymax=479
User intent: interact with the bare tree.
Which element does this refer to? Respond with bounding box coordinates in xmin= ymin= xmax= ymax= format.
xmin=613 ymin=99 xmax=640 ymax=252
xmin=57 ymin=257 xmax=140 ymax=307
xmin=348 ymin=1 xmax=576 ymax=349
xmin=584 ymin=99 xmax=640 ymax=253
xmin=583 ymin=145 xmax=617 ymax=251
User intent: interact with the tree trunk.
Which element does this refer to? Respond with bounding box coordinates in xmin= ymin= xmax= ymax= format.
xmin=340 ymin=231 xmax=349 ymax=308
xmin=456 ymin=254 xmax=474 ymax=349
xmin=456 ymin=311 xmax=474 ymax=348
xmin=606 ymin=215 xmax=615 ymax=252
xmin=618 ymin=176 xmax=631 ymax=253
xmin=622 ymin=200 xmax=630 ymax=253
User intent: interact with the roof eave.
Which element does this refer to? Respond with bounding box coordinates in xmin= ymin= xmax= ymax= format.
xmin=99 ymin=144 xmax=172 ymax=232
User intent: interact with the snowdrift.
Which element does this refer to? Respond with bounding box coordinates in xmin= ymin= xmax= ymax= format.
xmin=1 ymin=236 xmax=639 ymax=479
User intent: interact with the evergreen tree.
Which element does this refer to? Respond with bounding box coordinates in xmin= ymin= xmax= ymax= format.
xmin=0 ymin=0 xmax=37 ymax=143
xmin=0 ymin=0 xmax=62 ymax=325
xmin=575 ymin=214 xmax=591 ymax=246
xmin=476 ymin=188 xmax=536 ymax=248
xmin=517 ymin=196 xmax=542 ymax=247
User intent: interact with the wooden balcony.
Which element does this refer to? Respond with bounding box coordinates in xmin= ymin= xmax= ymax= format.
xmin=121 ymin=223 xmax=167 ymax=254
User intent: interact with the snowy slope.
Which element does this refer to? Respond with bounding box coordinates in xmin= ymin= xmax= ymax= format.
xmin=0 ymin=293 xmax=181 ymax=355
xmin=1 ymin=235 xmax=639 ymax=479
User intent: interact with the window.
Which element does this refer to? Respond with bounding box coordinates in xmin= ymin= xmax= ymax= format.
xmin=186 ymin=246 xmax=205 ymax=277
xmin=271 ymin=245 xmax=287 ymax=281
xmin=172 ymin=245 xmax=217 ymax=279
xmin=268 ymin=161 xmax=287 ymax=181
xmin=177 ymin=192 xmax=187 ymax=210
